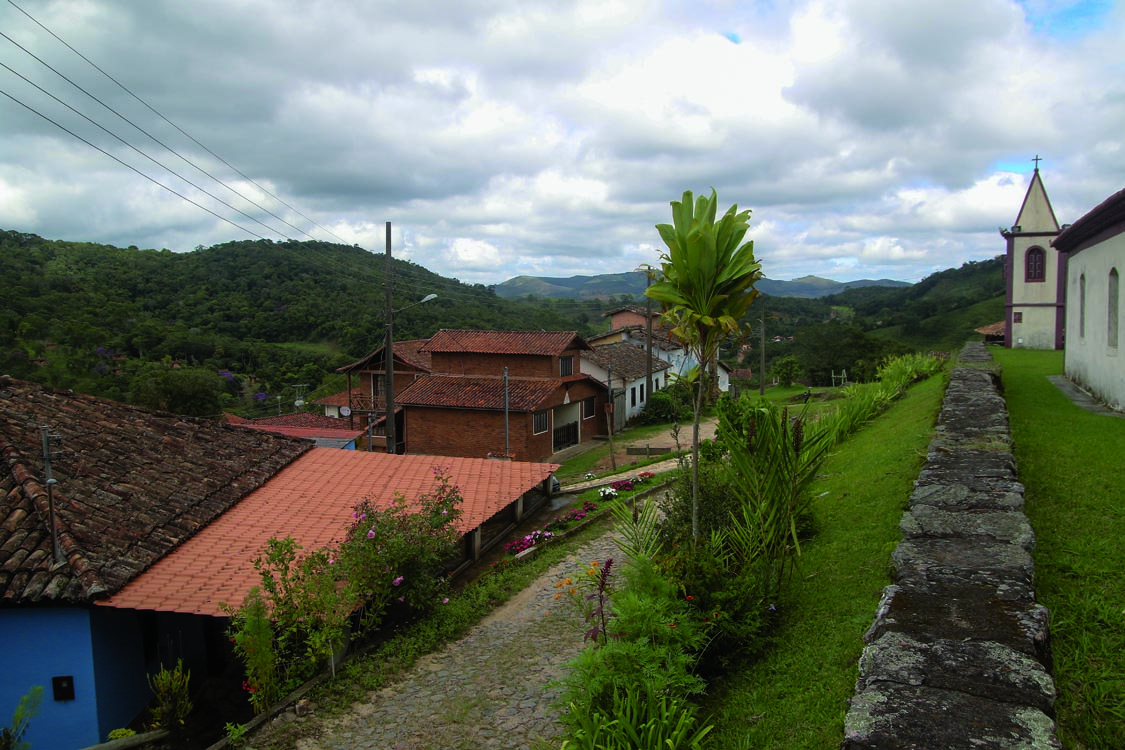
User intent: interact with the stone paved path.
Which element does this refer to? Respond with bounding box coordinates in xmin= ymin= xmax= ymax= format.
xmin=301 ymin=530 xmax=623 ymax=750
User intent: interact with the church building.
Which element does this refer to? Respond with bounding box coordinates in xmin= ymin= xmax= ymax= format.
xmin=1001 ymin=165 xmax=1065 ymax=349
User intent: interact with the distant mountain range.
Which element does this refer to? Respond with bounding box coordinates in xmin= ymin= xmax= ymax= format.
xmin=493 ymin=272 xmax=911 ymax=300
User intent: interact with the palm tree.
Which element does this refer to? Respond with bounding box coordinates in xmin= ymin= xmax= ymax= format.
xmin=646 ymin=189 xmax=763 ymax=539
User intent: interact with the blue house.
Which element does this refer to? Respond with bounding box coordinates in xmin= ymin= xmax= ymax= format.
xmin=0 ymin=376 xmax=311 ymax=748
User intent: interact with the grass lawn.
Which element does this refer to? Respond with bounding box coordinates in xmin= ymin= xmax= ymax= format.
xmin=991 ymin=348 xmax=1125 ymax=749
xmin=701 ymin=373 xmax=945 ymax=748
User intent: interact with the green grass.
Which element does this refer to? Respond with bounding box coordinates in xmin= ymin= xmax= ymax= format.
xmin=700 ymin=373 xmax=945 ymax=748
xmin=991 ymin=348 xmax=1125 ymax=749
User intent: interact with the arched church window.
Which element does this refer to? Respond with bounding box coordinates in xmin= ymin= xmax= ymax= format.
xmin=1079 ymin=274 xmax=1086 ymax=338
xmin=1025 ymin=247 xmax=1046 ymax=282
xmin=1110 ymin=268 xmax=1120 ymax=349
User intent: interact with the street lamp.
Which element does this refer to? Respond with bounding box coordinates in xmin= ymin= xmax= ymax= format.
xmin=385 ymin=293 xmax=437 ymax=454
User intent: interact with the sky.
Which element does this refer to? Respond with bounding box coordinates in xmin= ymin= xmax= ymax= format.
xmin=1 ymin=0 xmax=1123 ymax=286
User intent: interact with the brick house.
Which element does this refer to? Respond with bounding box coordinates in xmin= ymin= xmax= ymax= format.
xmin=398 ymin=330 xmax=609 ymax=462
xmin=337 ymin=339 xmax=433 ymax=452
xmin=0 ymin=376 xmax=556 ymax=748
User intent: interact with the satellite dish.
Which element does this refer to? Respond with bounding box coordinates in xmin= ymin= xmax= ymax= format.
xmin=340 ymin=406 xmax=352 ymax=416
xmin=294 ymin=399 xmax=305 ymax=407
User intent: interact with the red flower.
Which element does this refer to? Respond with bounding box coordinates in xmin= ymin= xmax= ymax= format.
xmin=685 ymin=595 xmax=694 ymax=601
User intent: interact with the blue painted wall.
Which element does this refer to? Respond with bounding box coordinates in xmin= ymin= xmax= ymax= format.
xmin=0 ymin=608 xmax=100 ymax=748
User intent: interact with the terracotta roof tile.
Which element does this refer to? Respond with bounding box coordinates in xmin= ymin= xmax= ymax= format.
xmin=0 ymin=377 xmax=311 ymax=605
xmin=397 ymin=375 xmax=561 ymax=411
xmin=422 ymin=330 xmax=590 ymax=356
xmin=313 ymin=388 xmax=362 ymax=407
xmin=98 ymin=450 xmax=557 ymax=616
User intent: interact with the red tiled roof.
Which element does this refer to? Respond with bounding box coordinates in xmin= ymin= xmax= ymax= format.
xmin=0 ymin=378 xmax=312 ymax=605
xmin=397 ymin=375 xmax=562 ymax=411
xmin=337 ymin=339 xmax=432 ymax=374
xmin=238 ymin=425 xmax=365 ymax=441
xmin=98 ymin=450 xmax=557 ymax=616
xmin=975 ymin=321 xmax=1006 ymax=336
xmin=314 ymin=388 xmax=362 ymax=407
xmin=246 ymin=412 xmax=349 ymax=429
xmin=422 ymin=330 xmax=590 ymax=356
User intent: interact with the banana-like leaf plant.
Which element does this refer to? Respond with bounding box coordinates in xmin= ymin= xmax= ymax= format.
xmin=646 ymin=189 xmax=763 ymax=539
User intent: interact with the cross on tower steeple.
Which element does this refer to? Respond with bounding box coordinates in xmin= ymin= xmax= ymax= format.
xmin=1032 ymin=154 xmax=1042 ymax=170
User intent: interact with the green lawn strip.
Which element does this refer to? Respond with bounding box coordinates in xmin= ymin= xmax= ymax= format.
xmin=991 ymin=348 xmax=1125 ymax=750
xmin=701 ymin=374 xmax=944 ymax=749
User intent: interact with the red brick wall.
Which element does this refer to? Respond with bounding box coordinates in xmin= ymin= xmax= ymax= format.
xmin=406 ymin=406 xmax=554 ymax=462
xmin=428 ymin=350 xmax=586 ymax=378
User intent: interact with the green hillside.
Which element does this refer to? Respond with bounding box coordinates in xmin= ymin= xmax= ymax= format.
xmin=0 ymin=230 xmax=611 ymax=409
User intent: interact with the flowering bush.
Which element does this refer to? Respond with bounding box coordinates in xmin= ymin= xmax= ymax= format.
xmin=611 ymin=479 xmax=635 ymax=492
xmin=504 ymin=530 xmax=555 ymax=555
xmin=544 ymin=500 xmax=599 ymax=533
xmin=224 ymin=469 xmax=464 ymax=711
xmin=599 ymin=487 xmax=618 ymax=500
xmin=584 ymin=472 xmax=596 ymax=480
xmin=636 ymin=471 xmax=655 ymax=483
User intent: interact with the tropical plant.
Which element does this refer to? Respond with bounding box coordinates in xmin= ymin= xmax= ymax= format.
xmin=561 ymin=685 xmax=713 ymax=750
xmin=147 ymin=660 xmax=193 ymax=730
xmin=646 ymin=189 xmax=763 ymax=538
xmin=0 ymin=686 xmax=42 ymax=750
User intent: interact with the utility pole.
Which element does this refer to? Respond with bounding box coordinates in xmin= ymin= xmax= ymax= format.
xmin=384 ymin=221 xmax=396 ymax=454
xmin=606 ymin=364 xmax=617 ymax=470
xmin=759 ymin=297 xmax=767 ymax=397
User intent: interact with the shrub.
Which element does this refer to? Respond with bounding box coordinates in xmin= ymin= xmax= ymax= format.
xmin=504 ymin=530 xmax=554 ymax=555
xmin=147 ymin=660 xmax=192 ymax=730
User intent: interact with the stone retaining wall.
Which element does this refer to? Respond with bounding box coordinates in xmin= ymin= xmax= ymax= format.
xmin=843 ymin=343 xmax=1061 ymax=749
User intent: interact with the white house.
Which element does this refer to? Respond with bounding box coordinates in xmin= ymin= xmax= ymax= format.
xmin=1053 ymin=185 xmax=1125 ymax=411
xmin=582 ymin=341 xmax=672 ymax=431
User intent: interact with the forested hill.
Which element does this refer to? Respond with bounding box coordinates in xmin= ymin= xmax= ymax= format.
xmin=0 ymin=230 xmax=612 ymax=407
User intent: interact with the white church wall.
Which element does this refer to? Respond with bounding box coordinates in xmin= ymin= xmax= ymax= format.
xmin=1065 ymin=236 xmax=1125 ymax=411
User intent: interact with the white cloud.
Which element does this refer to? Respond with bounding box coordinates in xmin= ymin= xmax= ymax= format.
xmin=0 ymin=0 xmax=1121 ymax=287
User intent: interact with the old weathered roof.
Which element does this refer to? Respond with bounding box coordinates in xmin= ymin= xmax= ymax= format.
xmin=422 ymin=330 xmax=590 ymax=356
xmin=98 ymin=449 xmax=557 ymax=616
xmin=0 ymin=377 xmax=312 ymax=605
xmin=1053 ymin=185 xmax=1125 ymax=254
xmin=396 ymin=374 xmax=568 ymax=411
xmin=584 ymin=341 xmax=671 ymax=382
xmin=313 ymin=388 xmax=363 ymax=407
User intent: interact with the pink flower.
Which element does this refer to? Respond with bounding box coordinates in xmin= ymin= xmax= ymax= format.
xmin=442 ymin=598 xmax=449 ymax=604
xmin=367 ymin=529 xmax=375 ymax=539
xmin=393 ymin=576 xmax=404 ymax=586
xmin=397 ymin=596 xmax=404 ymax=602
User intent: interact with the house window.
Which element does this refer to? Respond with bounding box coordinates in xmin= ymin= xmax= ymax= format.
xmin=1110 ymin=268 xmax=1120 ymax=349
xmin=1079 ymin=273 xmax=1086 ymax=338
xmin=630 ymin=387 xmax=637 ymax=408
xmin=1025 ymin=247 xmax=1046 ymax=282
xmin=1013 ymin=312 xmax=1023 ymax=324
xmin=533 ymin=410 xmax=549 ymax=434
xmin=582 ymin=396 xmax=595 ymax=419
xmin=640 ymin=384 xmax=646 ymax=403
xmin=559 ymin=356 xmax=574 ymax=376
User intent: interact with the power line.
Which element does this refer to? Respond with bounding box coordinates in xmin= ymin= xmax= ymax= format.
xmin=0 ymin=59 xmax=296 ymax=241
xmin=0 ymin=27 xmax=307 ymax=242
xmin=5 ymin=0 xmax=350 ymax=246
xmin=0 ymin=85 xmax=268 ymax=239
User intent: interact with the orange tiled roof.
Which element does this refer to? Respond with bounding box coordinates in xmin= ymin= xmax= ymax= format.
xmin=422 ymin=329 xmax=590 ymax=355
xmin=975 ymin=321 xmax=1006 ymax=336
xmin=397 ymin=374 xmax=561 ymax=411
xmin=584 ymin=341 xmax=671 ymax=382
xmin=97 ymin=449 xmax=557 ymax=616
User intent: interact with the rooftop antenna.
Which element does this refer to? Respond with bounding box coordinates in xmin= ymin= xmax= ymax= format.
xmin=291 ymin=383 xmax=310 ymax=408
xmin=39 ymin=425 xmax=64 ymax=566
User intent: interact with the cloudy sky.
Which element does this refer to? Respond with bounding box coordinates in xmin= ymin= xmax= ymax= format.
xmin=1 ymin=0 xmax=1122 ymax=286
